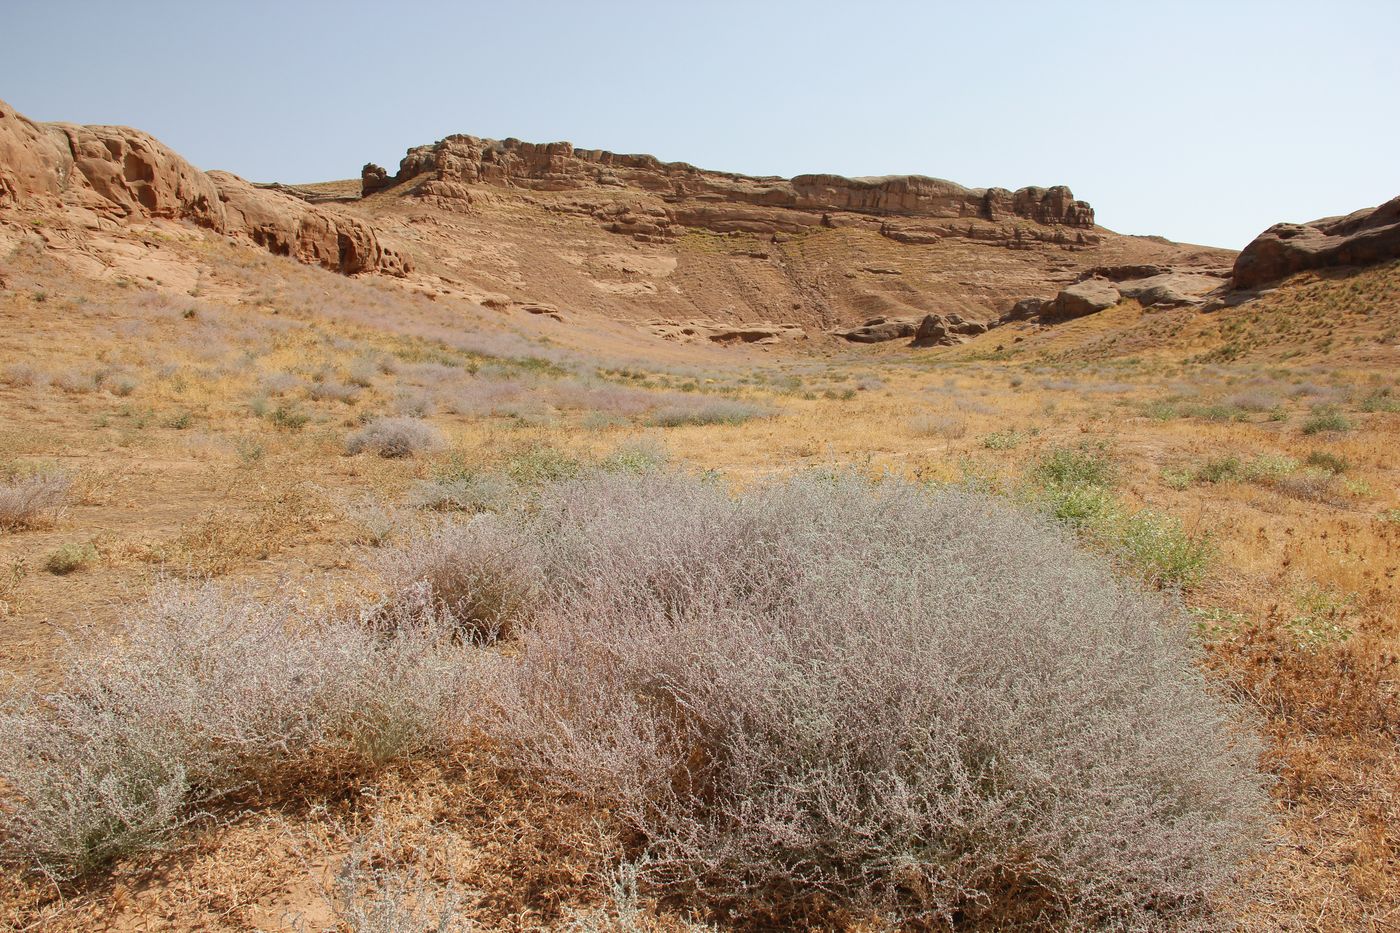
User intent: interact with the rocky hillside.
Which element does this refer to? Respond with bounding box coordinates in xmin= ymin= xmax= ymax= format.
xmin=24 ymin=97 xmax=1391 ymax=355
xmin=337 ymin=130 xmax=1244 ymax=346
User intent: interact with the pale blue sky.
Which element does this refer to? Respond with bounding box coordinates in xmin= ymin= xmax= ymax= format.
xmin=4 ymin=1 xmax=1396 ymax=249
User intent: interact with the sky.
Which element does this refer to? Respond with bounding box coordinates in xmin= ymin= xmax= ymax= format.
xmin=3 ymin=0 xmax=1396 ymax=250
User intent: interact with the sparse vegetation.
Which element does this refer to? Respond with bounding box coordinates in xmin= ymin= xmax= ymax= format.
xmin=43 ymin=542 xmax=96 ymax=575
xmin=0 ymin=108 xmax=1396 ymax=929
xmin=0 ymin=470 xmax=72 ymax=532
xmin=346 ymin=417 xmax=447 ymax=458
xmin=649 ymin=399 xmax=770 ymax=427
xmin=0 ymin=583 xmax=475 ymax=876
xmin=1301 ymin=405 xmax=1352 ymax=434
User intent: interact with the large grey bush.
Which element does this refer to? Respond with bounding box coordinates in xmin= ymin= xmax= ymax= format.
xmin=0 ymin=471 xmax=71 ymax=531
xmin=345 ymin=417 xmax=446 ymax=458
xmin=477 ymin=470 xmax=1271 ymax=928
xmin=0 ymin=583 xmax=475 ymax=876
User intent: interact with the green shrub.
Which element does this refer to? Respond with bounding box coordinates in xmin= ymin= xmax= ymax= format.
xmin=1115 ymin=510 xmax=1214 ymax=589
xmin=1359 ymin=388 xmax=1399 ymax=413
xmin=1301 ymin=406 xmax=1352 ymax=435
xmin=44 ymin=542 xmax=96 ymax=576
xmin=649 ymin=399 xmax=770 ymax=427
xmin=1035 ymin=446 xmax=1114 ymax=489
xmin=505 ymin=446 xmax=582 ymax=486
xmin=1187 ymin=404 xmax=1248 ymax=423
xmin=1043 ymin=481 xmax=1119 ymax=529
xmin=1305 ymin=451 xmax=1350 ymax=474
xmin=1196 ymin=456 xmax=1245 ymax=484
xmin=982 ymin=429 xmax=1027 ymax=450
xmin=268 ymin=404 xmax=310 ymax=431
xmin=1244 ymin=453 xmax=1299 ymax=482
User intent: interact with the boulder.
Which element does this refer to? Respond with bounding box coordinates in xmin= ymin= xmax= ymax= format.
xmin=1076 ymin=264 xmax=1167 ymax=282
xmin=361 ymin=163 xmax=392 ymax=196
xmin=1000 ymin=297 xmax=1046 ymax=323
xmin=1233 ymin=195 xmax=1400 ymax=289
xmin=838 ymin=317 xmax=920 ymax=343
xmin=0 ymin=99 xmax=76 ymax=207
xmin=211 ymin=172 xmax=407 ymax=276
xmin=911 ymin=313 xmax=989 ymax=348
xmin=1042 ymin=278 xmax=1121 ymax=321
xmin=1115 ymin=272 xmax=1220 ymax=308
xmin=644 ymin=319 xmax=805 ymax=345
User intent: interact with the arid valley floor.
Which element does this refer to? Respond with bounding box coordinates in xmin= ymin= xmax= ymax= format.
xmin=0 ymin=98 xmax=1398 ymax=930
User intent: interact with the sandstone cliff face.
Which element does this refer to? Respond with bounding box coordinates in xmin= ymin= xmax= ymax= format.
xmin=1233 ymin=196 xmax=1400 ymax=289
xmin=364 ymin=134 xmax=1096 ymax=246
xmin=0 ymin=98 xmax=407 ymax=277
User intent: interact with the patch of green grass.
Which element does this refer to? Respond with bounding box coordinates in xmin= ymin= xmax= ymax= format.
xmin=1115 ymin=511 xmax=1213 ymax=589
xmin=505 ymin=446 xmax=582 ymax=486
xmin=1142 ymin=400 xmax=1181 ymax=421
xmin=1032 ymin=455 xmax=1211 ymax=589
xmin=1188 ymin=606 xmax=1247 ymax=640
xmin=600 ymin=439 xmax=669 ymax=475
xmin=1245 ymin=453 xmax=1299 ymax=481
xmin=1161 ymin=468 xmax=1194 ymax=491
xmin=1185 ymin=403 xmax=1249 ymax=423
xmin=1042 ymin=482 xmax=1118 ymax=530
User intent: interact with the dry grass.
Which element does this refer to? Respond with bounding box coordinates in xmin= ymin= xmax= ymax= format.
xmin=0 ymin=236 xmax=1396 ymax=928
xmin=0 ymin=471 xmax=71 ymax=532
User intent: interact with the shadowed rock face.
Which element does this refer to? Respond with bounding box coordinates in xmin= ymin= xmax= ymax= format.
xmin=367 ymin=133 xmax=1096 ymax=242
xmin=1233 ymin=196 xmax=1400 ymax=289
xmin=0 ymin=98 xmax=408 ymax=276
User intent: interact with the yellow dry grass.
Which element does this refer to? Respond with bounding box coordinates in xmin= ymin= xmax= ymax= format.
xmin=0 ymin=236 xmax=1397 ymax=929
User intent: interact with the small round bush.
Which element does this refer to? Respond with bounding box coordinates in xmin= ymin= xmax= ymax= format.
xmin=480 ymin=470 xmax=1271 ymax=928
xmin=345 ymin=417 xmax=446 ymax=458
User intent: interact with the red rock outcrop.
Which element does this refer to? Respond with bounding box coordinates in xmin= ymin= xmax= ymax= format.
xmin=910 ymin=313 xmax=989 ymax=347
xmin=366 ymin=132 xmax=1096 ymax=245
xmin=1040 ymin=278 xmax=1122 ymax=322
xmin=0 ymin=98 xmax=407 ymax=277
xmin=1233 ymin=195 xmax=1400 ymax=289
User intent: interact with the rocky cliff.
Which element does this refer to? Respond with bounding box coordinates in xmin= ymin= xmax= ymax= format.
xmin=361 ymin=134 xmax=1096 ymax=248
xmin=1233 ymin=195 xmax=1400 ymax=289
xmin=0 ymin=98 xmax=408 ymax=276
xmin=2 ymin=99 xmax=1236 ymax=349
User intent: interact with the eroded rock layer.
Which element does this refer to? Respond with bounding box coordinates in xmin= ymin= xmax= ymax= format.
xmin=0 ymin=98 xmax=407 ymax=276
xmin=362 ymin=134 xmax=1096 ymax=247
xmin=1233 ymin=196 xmax=1400 ymax=289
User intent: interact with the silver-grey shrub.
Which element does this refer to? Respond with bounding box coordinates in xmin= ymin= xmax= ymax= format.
xmin=376 ymin=517 xmax=536 ymax=642
xmin=346 ymin=417 xmax=446 ymax=458
xmin=648 ymin=398 xmax=771 ymax=427
xmin=478 ymin=471 xmax=1271 ymax=927
xmin=0 ymin=471 xmax=72 ymax=531
xmin=0 ymin=584 xmax=475 ymax=876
